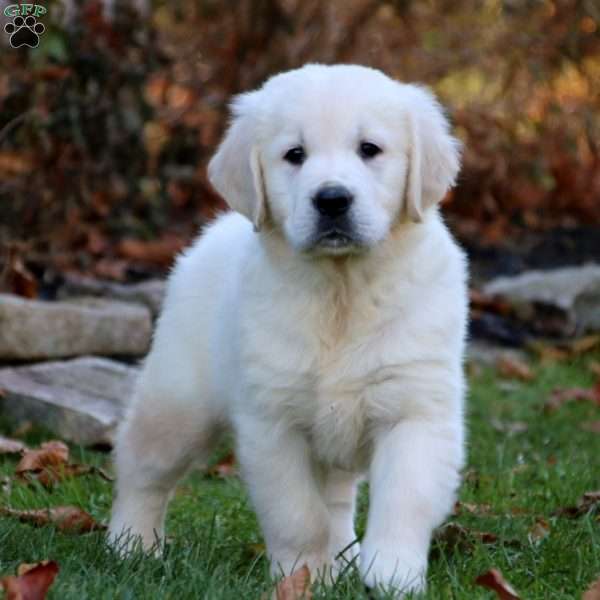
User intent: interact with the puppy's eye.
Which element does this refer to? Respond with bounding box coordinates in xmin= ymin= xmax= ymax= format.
xmin=283 ymin=146 xmax=306 ymax=165
xmin=359 ymin=142 xmax=382 ymax=160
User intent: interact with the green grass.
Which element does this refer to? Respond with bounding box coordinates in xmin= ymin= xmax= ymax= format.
xmin=1 ymin=352 xmax=599 ymax=599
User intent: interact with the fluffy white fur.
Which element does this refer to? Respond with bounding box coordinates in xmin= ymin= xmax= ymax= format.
xmin=109 ymin=64 xmax=468 ymax=597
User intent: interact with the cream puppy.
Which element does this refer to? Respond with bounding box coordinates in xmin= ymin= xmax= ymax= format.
xmin=109 ymin=63 xmax=468 ymax=597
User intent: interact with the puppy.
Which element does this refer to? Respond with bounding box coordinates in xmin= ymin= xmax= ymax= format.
xmin=109 ymin=63 xmax=468 ymax=597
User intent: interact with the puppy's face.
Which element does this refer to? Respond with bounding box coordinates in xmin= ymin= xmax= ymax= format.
xmin=209 ymin=65 xmax=461 ymax=256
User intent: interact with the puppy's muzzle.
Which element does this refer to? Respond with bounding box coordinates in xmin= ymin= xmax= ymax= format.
xmin=311 ymin=185 xmax=360 ymax=250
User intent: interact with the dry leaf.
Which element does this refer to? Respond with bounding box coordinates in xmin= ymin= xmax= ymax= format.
xmin=15 ymin=441 xmax=70 ymax=487
xmin=581 ymin=421 xmax=600 ymax=434
xmin=496 ymin=356 xmax=535 ymax=381
xmin=16 ymin=441 xmax=69 ymax=473
xmin=528 ymin=518 xmax=550 ymax=543
xmin=589 ymin=362 xmax=600 ymax=377
xmin=1 ymin=560 xmax=59 ymax=600
xmin=490 ymin=419 xmax=528 ymax=435
xmin=0 ymin=436 xmax=28 ymax=455
xmin=454 ymin=501 xmax=492 ymax=516
xmin=117 ymin=235 xmax=186 ymax=267
xmin=583 ymin=577 xmax=600 ymax=600
xmin=433 ymin=523 xmax=499 ymax=552
xmin=275 ymin=565 xmax=312 ymax=600
xmin=475 ymin=568 xmax=520 ymax=599
xmin=544 ymin=383 xmax=600 ymax=412
xmin=553 ymin=490 xmax=600 ymax=518
xmin=568 ymin=335 xmax=600 ymax=355
xmin=0 ymin=506 xmax=106 ymax=533
xmin=206 ymin=453 xmax=237 ymax=478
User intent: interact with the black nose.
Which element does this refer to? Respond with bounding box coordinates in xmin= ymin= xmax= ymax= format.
xmin=312 ymin=185 xmax=353 ymax=218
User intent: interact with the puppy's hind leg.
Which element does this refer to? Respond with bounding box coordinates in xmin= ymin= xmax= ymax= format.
xmin=109 ymin=363 xmax=220 ymax=554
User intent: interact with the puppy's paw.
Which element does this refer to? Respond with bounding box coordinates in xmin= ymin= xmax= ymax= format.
xmin=360 ymin=544 xmax=426 ymax=598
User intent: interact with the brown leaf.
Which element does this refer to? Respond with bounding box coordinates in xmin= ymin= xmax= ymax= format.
xmin=0 ymin=436 xmax=28 ymax=455
xmin=496 ymin=356 xmax=535 ymax=381
xmin=16 ymin=441 xmax=69 ymax=473
xmin=206 ymin=453 xmax=237 ymax=478
xmin=117 ymin=235 xmax=186 ymax=267
xmin=15 ymin=441 xmax=71 ymax=486
xmin=589 ymin=361 xmax=600 ymax=377
xmin=275 ymin=565 xmax=312 ymax=600
xmin=434 ymin=523 xmax=499 ymax=552
xmin=490 ymin=419 xmax=528 ymax=435
xmin=453 ymin=501 xmax=492 ymax=516
xmin=545 ymin=382 xmax=600 ymax=412
xmin=553 ymin=490 xmax=600 ymax=518
xmin=581 ymin=421 xmax=600 ymax=434
xmin=528 ymin=518 xmax=550 ymax=543
xmin=0 ymin=506 xmax=106 ymax=533
xmin=1 ymin=560 xmax=59 ymax=600
xmin=475 ymin=568 xmax=520 ymax=599
xmin=568 ymin=335 xmax=600 ymax=355
xmin=583 ymin=577 xmax=600 ymax=600
xmin=3 ymin=253 xmax=38 ymax=299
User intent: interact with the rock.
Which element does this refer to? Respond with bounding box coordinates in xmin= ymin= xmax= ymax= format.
xmin=484 ymin=265 xmax=600 ymax=334
xmin=59 ymin=276 xmax=166 ymax=317
xmin=466 ymin=341 xmax=527 ymax=366
xmin=0 ymin=294 xmax=152 ymax=360
xmin=0 ymin=357 xmax=137 ymax=446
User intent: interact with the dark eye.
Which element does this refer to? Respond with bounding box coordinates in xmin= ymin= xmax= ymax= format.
xmin=283 ymin=146 xmax=306 ymax=165
xmin=359 ymin=141 xmax=382 ymax=159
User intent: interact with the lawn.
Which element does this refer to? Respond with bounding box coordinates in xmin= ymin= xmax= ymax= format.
xmin=1 ymin=351 xmax=599 ymax=599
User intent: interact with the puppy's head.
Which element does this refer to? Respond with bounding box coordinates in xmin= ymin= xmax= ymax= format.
xmin=208 ymin=64 xmax=461 ymax=256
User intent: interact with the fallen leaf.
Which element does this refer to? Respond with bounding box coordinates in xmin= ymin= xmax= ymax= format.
xmin=553 ymin=490 xmax=600 ymax=518
xmin=117 ymin=235 xmax=186 ymax=267
xmin=15 ymin=441 xmax=70 ymax=486
xmin=433 ymin=523 xmax=500 ymax=553
xmin=569 ymin=335 xmax=600 ymax=355
xmin=528 ymin=518 xmax=550 ymax=543
xmin=16 ymin=441 xmax=69 ymax=473
xmin=490 ymin=419 xmax=529 ymax=435
xmin=0 ymin=506 xmax=106 ymax=533
xmin=529 ymin=341 xmax=570 ymax=363
xmin=1 ymin=560 xmax=59 ymax=600
xmin=583 ymin=577 xmax=600 ymax=600
xmin=0 ymin=436 xmax=28 ymax=455
xmin=589 ymin=361 xmax=600 ymax=377
xmin=496 ymin=356 xmax=535 ymax=381
xmin=454 ymin=501 xmax=492 ymax=516
xmin=544 ymin=383 xmax=600 ymax=412
xmin=275 ymin=565 xmax=312 ymax=600
xmin=581 ymin=421 xmax=600 ymax=434
xmin=206 ymin=453 xmax=237 ymax=478
xmin=475 ymin=568 xmax=520 ymax=599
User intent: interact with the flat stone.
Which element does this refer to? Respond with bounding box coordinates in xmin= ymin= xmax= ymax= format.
xmin=59 ymin=276 xmax=166 ymax=317
xmin=0 ymin=294 xmax=152 ymax=360
xmin=484 ymin=264 xmax=600 ymax=333
xmin=466 ymin=340 xmax=527 ymax=366
xmin=0 ymin=357 xmax=137 ymax=446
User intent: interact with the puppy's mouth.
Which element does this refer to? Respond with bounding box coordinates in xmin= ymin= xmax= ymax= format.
xmin=309 ymin=227 xmax=364 ymax=255
xmin=317 ymin=230 xmax=355 ymax=248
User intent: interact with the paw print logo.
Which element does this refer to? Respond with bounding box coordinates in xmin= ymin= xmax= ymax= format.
xmin=5 ymin=15 xmax=45 ymax=48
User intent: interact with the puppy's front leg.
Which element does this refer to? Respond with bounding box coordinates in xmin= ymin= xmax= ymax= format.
xmin=236 ymin=418 xmax=332 ymax=579
xmin=360 ymin=419 xmax=463 ymax=596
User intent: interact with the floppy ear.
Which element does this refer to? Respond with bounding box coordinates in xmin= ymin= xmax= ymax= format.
xmin=402 ymin=85 xmax=461 ymax=223
xmin=207 ymin=92 xmax=267 ymax=231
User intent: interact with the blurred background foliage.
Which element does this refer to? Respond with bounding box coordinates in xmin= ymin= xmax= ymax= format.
xmin=0 ymin=0 xmax=599 ymax=283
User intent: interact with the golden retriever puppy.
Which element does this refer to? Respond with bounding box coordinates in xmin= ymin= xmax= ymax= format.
xmin=109 ymin=63 xmax=467 ymax=597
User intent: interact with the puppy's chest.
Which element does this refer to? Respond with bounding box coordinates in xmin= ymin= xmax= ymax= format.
xmin=247 ymin=321 xmax=386 ymax=470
